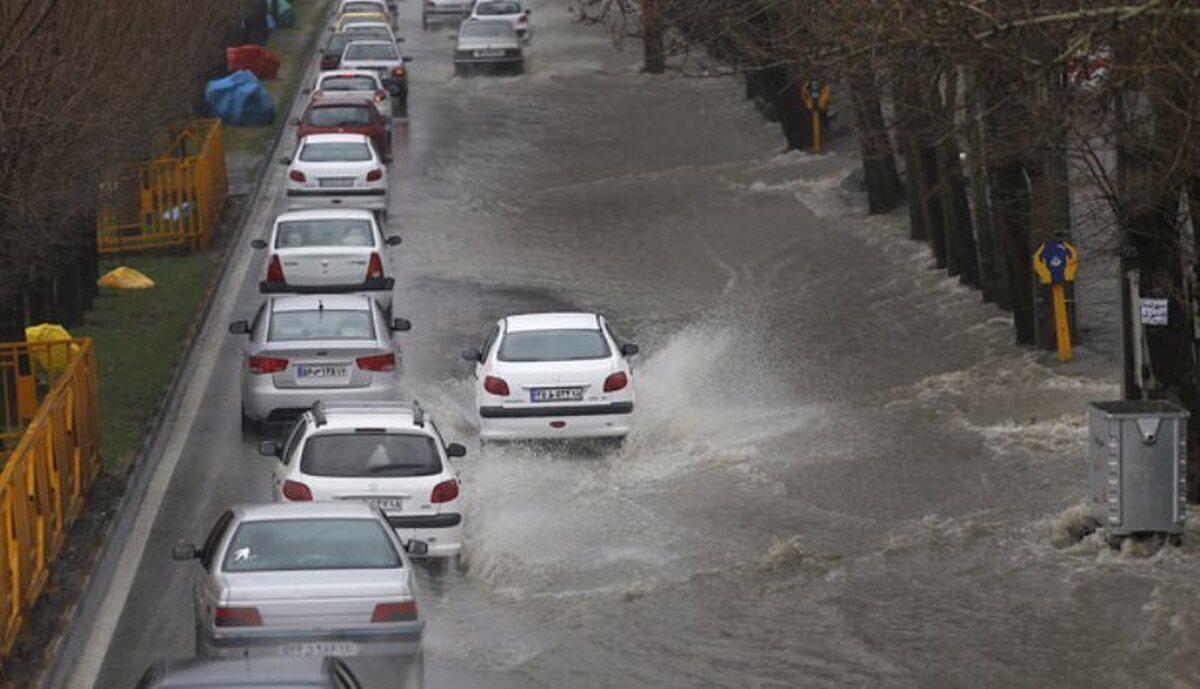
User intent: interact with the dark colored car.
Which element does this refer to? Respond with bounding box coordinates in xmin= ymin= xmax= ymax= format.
xmin=295 ymin=97 xmax=392 ymax=162
xmin=135 ymin=657 xmax=361 ymax=688
xmin=320 ymin=28 xmax=395 ymax=70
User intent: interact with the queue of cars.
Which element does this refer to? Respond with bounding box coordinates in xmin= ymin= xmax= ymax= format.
xmin=149 ymin=1 xmax=633 ymax=686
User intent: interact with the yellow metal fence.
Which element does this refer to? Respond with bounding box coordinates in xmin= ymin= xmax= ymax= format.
xmin=0 ymin=340 xmax=100 ymax=657
xmin=98 ymin=119 xmax=228 ymax=254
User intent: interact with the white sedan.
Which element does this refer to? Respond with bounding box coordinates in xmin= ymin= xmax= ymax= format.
xmin=462 ymin=312 xmax=638 ymax=441
xmin=470 ymin=0 xmax=531 ymax=39
xmin=282 ymin=134 xmax=388 ymax=217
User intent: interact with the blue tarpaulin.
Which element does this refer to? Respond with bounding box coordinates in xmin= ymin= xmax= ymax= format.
xmin=205 ymin=70 xmax=276 ymax=126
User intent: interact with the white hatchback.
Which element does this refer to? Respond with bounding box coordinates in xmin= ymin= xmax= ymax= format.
xmin=462 ymin=312 xmax=638 ymax=441
xmin=282 ymin=134 xmax=388 ymax=216
xmin=252 ymin=208 xmax=400 ymax=311
xmin=261 ymin=402 xmax=467 ymax=559
xmin=470 ymin=0 xmax=531 ymax=39
xmin=310 ymin=70 xmax=393 ymax=118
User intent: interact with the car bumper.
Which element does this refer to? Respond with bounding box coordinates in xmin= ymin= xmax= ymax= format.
xmin=387 ymin=513 xmax=463 ymax=557
xmin=199 ymin=624 xmax=422 ymax=659
xmin=478 ymin=403 xmax=633 ymax=440
xmin=285 ymin=190 xmax=388 ymax=213
xmin=455 ymin=56 xmax=524 ymax=67
xmin=425 ymin=7 xmax=471 ymax=17
xmin=259 ymin=277 xmax=394 ymax=294
xmin=242 ymin=373 xmax=401 ymax=422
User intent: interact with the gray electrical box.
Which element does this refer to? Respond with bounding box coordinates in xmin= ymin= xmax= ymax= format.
xmin=1089 ymin=400 xmax=1189 ymax=537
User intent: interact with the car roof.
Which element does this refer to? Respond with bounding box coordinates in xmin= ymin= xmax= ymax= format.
xmin=274 ymin=207 xmax=376 ymax=222
xmin=308 ymin=95 xmax=375 ymax=107
xmin=318 ymin=69 xmax=382 ymax=82
xmin=269 ymin=294 xmax=373 ymax=313
xmin=343 ymin=39 xmax=396 ymax=49
xmin=156 ymin=657 xmax=330 ymax=686
xmin=233 ymin=501 xmax=380 ymax=521
xmin=298 ymin=133 xmax=373 ymax=146
xmin=308 ymin=402 xmax=431 ymax=431
xmin=342 ymin=20 xmax=390 ymax=30
xmin=504 ymin=312 xmax=602 ymax=332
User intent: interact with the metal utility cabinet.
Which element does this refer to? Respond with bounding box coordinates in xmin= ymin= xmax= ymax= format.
xmin=1089 ymin=400 xmax=1190 ymax=538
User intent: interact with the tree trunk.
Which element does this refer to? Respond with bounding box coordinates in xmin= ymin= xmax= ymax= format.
xmin=964 ymin=68 xmax=1006 ymax=305
xmin=641 ymin=0 xmax=665 ymax=74
xmin=850 ymin=73 xmax=903 ymax=214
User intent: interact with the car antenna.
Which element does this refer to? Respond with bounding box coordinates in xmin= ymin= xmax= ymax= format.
xmin=311 ymin=400 xmax=327 ymax=427
xmin=318 ymin=299 xmax=324 ymax=312
xmin=412 ymin=399 xmax=424 ymax=428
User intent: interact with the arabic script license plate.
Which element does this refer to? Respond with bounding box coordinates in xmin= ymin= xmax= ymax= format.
xmin=475 ymin=49 xmax=506 ymax=58
xmin=319 ymin=177 xmax=355 ymax=188
xmin=281 ymin=641 xmax=359 ymax=657
xmin=531 ymin=387 xmax=583 ymax=403
xmin=360 ymin=496 xmax=406 ymax=510
xmin=296 ymin=364 xmax=348 ymax=380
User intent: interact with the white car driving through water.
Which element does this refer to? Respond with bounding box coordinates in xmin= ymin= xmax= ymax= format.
xmin=462 ymin=312 xmax=638 ymax=442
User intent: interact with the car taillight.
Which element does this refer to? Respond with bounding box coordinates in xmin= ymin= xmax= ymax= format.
xmin=392 ymin=66 xmax=405 ymax=79
xmin=366 ymin=168 xmax=383 ymax=182
xmin=603 ymin=371 xmax=628 ymax=392
xmin=367 ymin=252 xmax=384 ymax=280
xmin=483 ymin=375 xmax=509 ymax=396
xmin=248 ymin=355 xmax=288 ymax=375
xmin=356 ymin=352 xmax=396 ymax=371
xmin=374 ymin=89 xmax=387 ymax=102
xmin=215 ymin=607 xmax=263 ymax=627
xmin=518 ymin=14 xmax=528 ymax=22
xmin=372 ymin=601 xmax=418 ymax=623
xmin=431 ymin=479 xmax=459 ymax=504
xmin=267 ymin=254 xmax=285 ymax=283
xmin=282 ymin=480 xmax=313 ymax=501
xmin=288 ymin=169 xmax=306 ymax=182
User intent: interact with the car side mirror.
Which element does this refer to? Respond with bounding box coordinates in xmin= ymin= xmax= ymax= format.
xmin=404 ymin=540 xmax=429 ymax=556
xmin=172 ymin=543 xmax=200 ymax=561
xmin=228 ymin=320 xmax=250 ymax=335
xmin=250 ymin=238 xmax=267 ymax=249
xmin=391 ymin=317 xmax=412 ymax=332
xmin=402 ymin=56 xmax=413 ymax=63
xmin=460 ymin=348 xmax=481 ymax=363
xmin=258 ymin=440 xmax=281 ymax=457
xmin=385 ymin=235 xmax=402 ymax=246
xmin=620 ymin=343 xmax=640 ymax=356
xmin=446 ymin=442 xmax=467 ymax=458
xmin=278 ymin=156 xmax=291 ymax=165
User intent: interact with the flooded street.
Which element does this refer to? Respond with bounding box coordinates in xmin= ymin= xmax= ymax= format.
xmin=81 ymin=1 xmax=1200 ymax=688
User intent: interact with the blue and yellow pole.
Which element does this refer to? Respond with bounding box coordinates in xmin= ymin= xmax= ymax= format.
xmin=1033 ymin=240 xmax=1080 ymax=362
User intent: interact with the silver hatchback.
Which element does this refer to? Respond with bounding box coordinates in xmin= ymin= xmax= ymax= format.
xmin=173 ymin=503 xmax=423 ymax=685
xmin=230 ymin=294 xmax=411 ymax=428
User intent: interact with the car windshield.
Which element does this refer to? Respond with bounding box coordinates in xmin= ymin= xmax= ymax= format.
xmin=274 ymin=219 xmax=374 ymax=247
xmin=308 ymin=105 xmax=374 ymax=127
xmin=344 ymin=43 xmax=398 ymax=61
xmin=299 ymin=142 xmax=373 ymax=163
xmin=462 ymin=21 xmax=515 ymax=38
xmin=477 ymin=1 xmax=521 ymax=15
xmin=343 ymin=2 xmax=384 ymax=12
xmin=320 ymin=75 xmax=377 ymax=91
xmin=268 ymin=309 xmax=374 ymax=341
xmin=301 ymin=432 xmax=443 ymax=477
xmin=222 ymin=518 xmax=400 ymax=572
xmin=498 ymin=329 xmax=611 ymax=362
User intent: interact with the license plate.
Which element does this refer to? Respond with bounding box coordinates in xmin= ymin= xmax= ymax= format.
xmin=476 ymin=49 xmax=505 ymax=57
xmin=318 ymin=177 xmax=355 ymax=188
xmin=358 ymin=496 xmax=405 ymax=510
xmin=531 ymin=387 xmax=583 ymax=402
xmin=296 ymin=364 xmax=348 ymax=379
xmin=281 ymin=641 xmax=359 ymax=657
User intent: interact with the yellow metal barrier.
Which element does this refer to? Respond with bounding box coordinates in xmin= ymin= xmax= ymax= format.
xmin=0 ymin=339 xmax=100 ymax=657
xmin=98 ymin=119 xmax=228 ymax=254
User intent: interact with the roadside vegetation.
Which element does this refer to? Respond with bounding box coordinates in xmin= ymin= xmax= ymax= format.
xmin=577 ymin=0 xmax=1200 ymax=498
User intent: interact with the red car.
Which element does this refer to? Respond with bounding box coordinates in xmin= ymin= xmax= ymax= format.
xmin=295 ymin=97 xmax=391 ymax=162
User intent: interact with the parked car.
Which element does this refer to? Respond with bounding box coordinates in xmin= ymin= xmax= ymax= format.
xmin=252 ymin=208 xmax=400 ymax=304
xmin=229 ymin=294 xmax=410 ymax=427
xmin=172 ymin=503 xmax=424 ymax=686
xmin=310 ymin=70 xmax=394 ymax=118
xmin=462 ymin=312 xmax=638 ymax=441
xmin=261 ymin=401 xmax=467 ymax=560
xmin=339 ymin=40 xmax=412 ymax=113
xmin=295 ymin=96 xmax=391 ymax=161
xmin=320 ymin=27 xmax=396 ymax=71
xmin=282 ymin=135 xmax=388 ymax=217
xmin=454 ymin=19 xmax=523 ymax=76
xmin=422 ymin=0 xmax=473 ymax=29
xmin=469 ymin=0 xmax=531 ymax=39
xmin=134 ymin=657 xmax=361 ymax=688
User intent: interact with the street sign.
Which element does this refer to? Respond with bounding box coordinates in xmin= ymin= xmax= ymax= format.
xmin=1033 ymin=240 xmax=1079 ymax=362
xmin=1140 ymin=298 xmax=1168 ymax=326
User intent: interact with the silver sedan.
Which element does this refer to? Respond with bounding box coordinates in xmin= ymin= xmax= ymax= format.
xmin=172 ymin=503 xmax=424 ymax=686
xmin=229 ymin=294 xmax=411 ymax=428
xmin=454 ymin=19 xmax=523 ymax=76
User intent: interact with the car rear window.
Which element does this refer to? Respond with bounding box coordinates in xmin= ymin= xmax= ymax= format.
xmin=320 ymin=75 xmax=378 ymax=92
xmin=477 ymin=1 xmax=521 ymax=15
xmin=275 ymin=219 xmax=374 ymax=248
xmin=222 ymin=518 xmax=400 ymax=572
xmin=299 ymin=142 xmax=373 ymax=163
xmin=462 ymin=21 xmax=515 ymax=38
xmin=498 ymin=329 xmax=611 ymax=362
xmin=343 ymin=1 xmax=384 ymax=12
xmin=301 ymin=432 xmax=443 ymax=477
xmin=268 ymin=310 xmax=374 ymax=341
xmin=308 ymin=105 xmax=374 ymax=127
xmin=344 ymin=43 xmax=398 ymax=61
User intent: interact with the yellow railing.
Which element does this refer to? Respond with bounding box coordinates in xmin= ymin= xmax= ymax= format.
xmin=0 ymin=340 xmax=100 ymax=657
xmin=97 ymin=119 xmax=229 ymax=254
